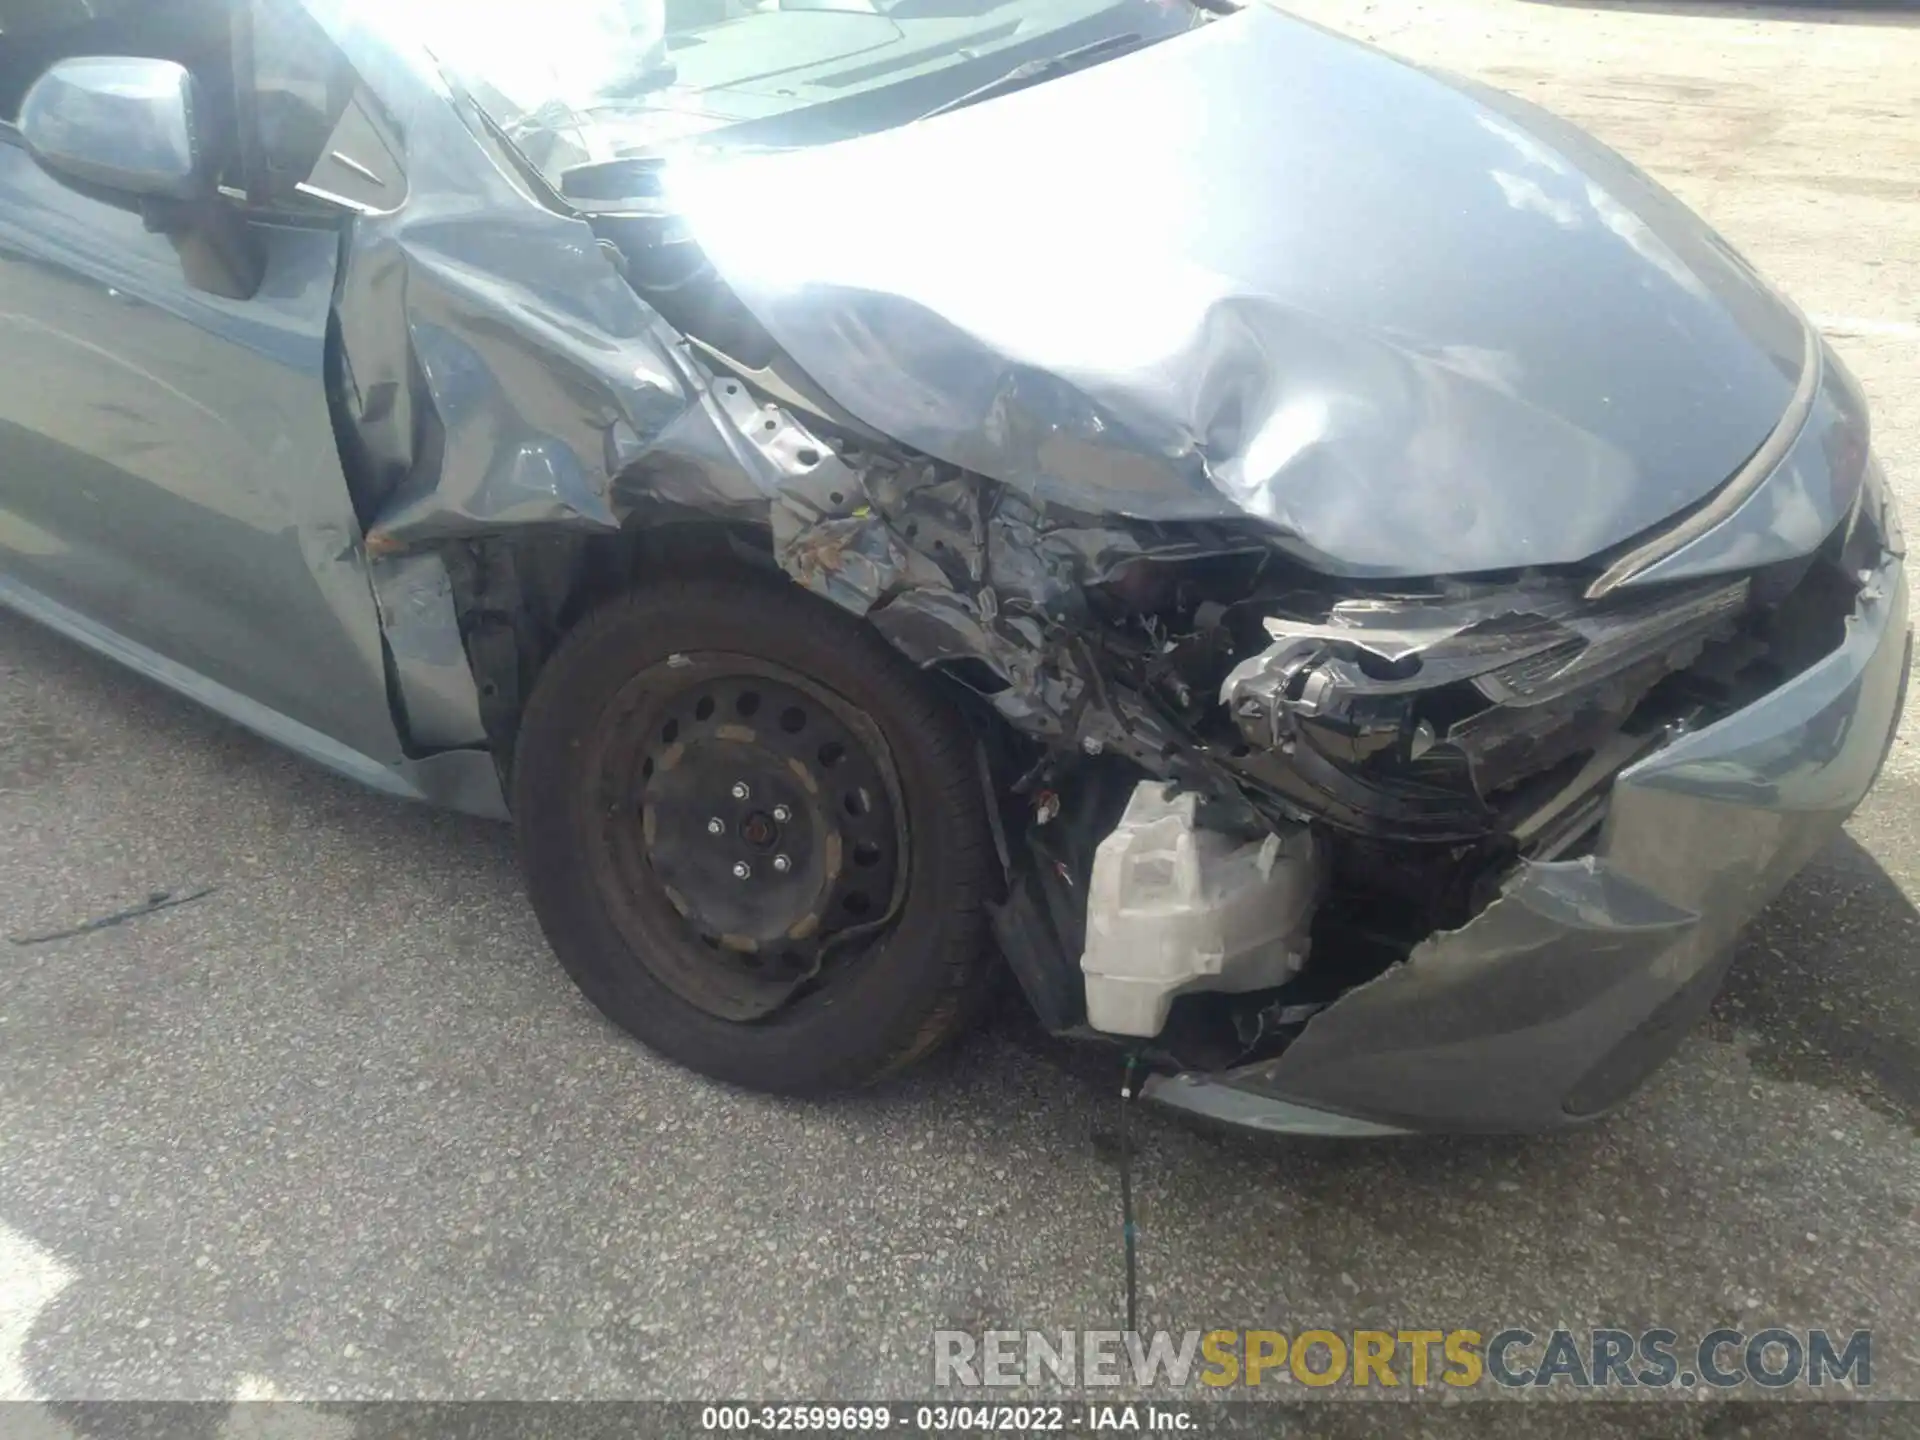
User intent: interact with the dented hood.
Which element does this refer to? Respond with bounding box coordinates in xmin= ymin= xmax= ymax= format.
xmin=668 ymin=7 xmax=1811 ymax=577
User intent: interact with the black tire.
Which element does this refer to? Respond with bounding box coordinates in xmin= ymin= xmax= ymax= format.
xmin=512 ymin=573 xmax=995 ymax=1093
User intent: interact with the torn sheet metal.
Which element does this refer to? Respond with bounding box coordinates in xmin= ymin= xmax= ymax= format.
xmin=303 ymin=2 xmax=793 ymax=555
xmin=764 ymin=426 xmax=1273 ymax=819
xmin=369 ymin=551 xmax=489 ymax=750
xmin=667 ymin=5 xmax=1815 ymax=577
xmin=1148 ymin=537 xmax=1910 ymax=1134
xmin=338 ymin=189 xmax=751 ymax=550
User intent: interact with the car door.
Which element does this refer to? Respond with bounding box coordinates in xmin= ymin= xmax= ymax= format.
xmin=0 ymin=0 xmax=404 ymax=769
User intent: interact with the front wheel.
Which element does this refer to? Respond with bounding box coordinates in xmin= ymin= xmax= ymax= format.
xmin=511 ymin=575 xmax=996 ymax=1093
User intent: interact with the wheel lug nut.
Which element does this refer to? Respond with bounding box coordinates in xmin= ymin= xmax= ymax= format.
xmin=772 ymin=854 xmax=791 ymax=874
xmin=772 ymin=805 xmax=792 ymax=823
xmin=731 ymin=781 xmax=750 ymax=800
xmin=707 ymin=817 xmax=725 ymax=836
xmin=732 ymin=861 xmax=752 ymax=880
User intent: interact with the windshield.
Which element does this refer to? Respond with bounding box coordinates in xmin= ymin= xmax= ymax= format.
xmin=390 ymin=0 xmax=1202 ymax=192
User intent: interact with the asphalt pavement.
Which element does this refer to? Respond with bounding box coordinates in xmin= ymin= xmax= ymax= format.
xmin=2 ymin=0 xmax=1919 ymax=1428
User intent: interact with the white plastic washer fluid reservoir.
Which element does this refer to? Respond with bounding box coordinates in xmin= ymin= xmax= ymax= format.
xmin=1080 ymin=781 xmax=1319 ymax=1038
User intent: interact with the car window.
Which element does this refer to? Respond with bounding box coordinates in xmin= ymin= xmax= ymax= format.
xmin=394 ymin=0 xmax=1198 ymax=186
xmin=242 ymin=0 xmax=404 ymax=213
xmin=245 ymin=0 xmax=354 ymax=199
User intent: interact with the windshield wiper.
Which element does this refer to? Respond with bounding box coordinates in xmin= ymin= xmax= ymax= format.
xmin=915 ymin=33 xmax=1147 ymax=122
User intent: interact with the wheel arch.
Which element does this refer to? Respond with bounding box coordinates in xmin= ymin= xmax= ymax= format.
xmin=433 ymin=519 xmax=769 ymax=777
xmin=433 ymin=517 xmax=1022 ymax=807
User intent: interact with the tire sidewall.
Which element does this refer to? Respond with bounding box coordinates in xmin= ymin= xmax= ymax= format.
xmin=513 ymin=577 xmax=988 ymax=1092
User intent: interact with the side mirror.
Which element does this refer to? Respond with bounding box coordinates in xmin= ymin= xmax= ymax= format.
xmin=18 ymin=55 xmax=261 ymax=300
xmin=19 ymin=56 xmax=209 ymax=201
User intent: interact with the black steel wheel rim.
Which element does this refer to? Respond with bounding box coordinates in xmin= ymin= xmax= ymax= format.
xmin=588 ymin=654 xmax=906 ymax=1021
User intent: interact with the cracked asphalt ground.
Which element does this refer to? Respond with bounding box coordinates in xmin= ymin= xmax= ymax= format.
xmin=2 ymin=0 xmax=1919 ymax=1426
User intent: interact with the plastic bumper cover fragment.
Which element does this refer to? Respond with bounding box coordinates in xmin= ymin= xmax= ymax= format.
xmin=1146 ymin=542 xmax=1910 ymax=1135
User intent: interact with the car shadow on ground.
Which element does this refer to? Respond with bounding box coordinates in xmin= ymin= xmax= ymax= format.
xmin=1709 ymin=824 xmax=1920 ymax=1134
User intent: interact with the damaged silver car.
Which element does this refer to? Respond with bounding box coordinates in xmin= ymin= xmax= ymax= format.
xmin=0 ymin=0 xmax=1906 ymax=1133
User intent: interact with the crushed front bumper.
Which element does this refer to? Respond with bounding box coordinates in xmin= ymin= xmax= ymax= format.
xmin=1145 ymin=542 xmax=1911 ymax=1136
